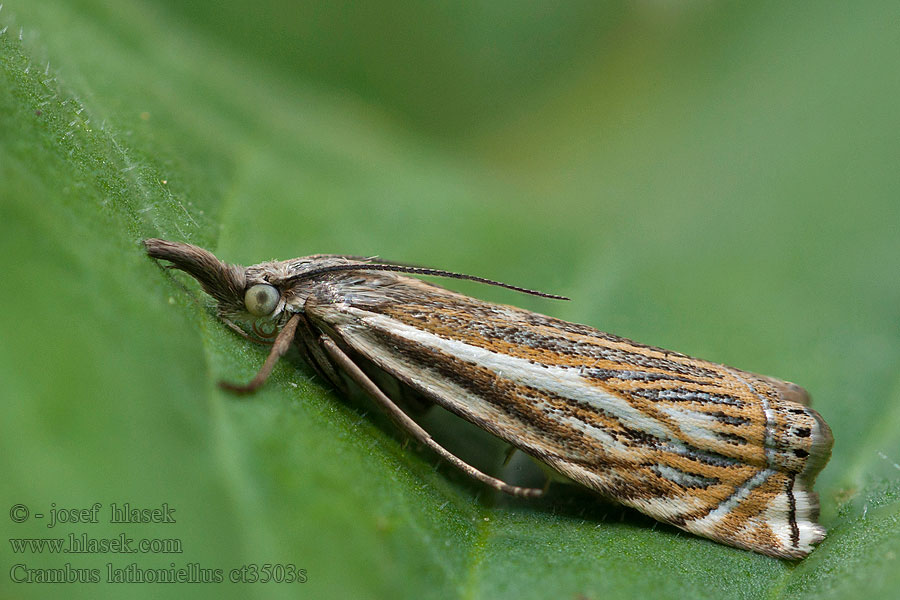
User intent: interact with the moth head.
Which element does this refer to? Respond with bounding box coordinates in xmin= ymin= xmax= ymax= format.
xmin=144 ymin=239 xmax=298 ymax=324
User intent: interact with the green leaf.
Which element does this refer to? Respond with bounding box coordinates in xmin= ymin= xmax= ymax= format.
xmin=2 ymin=1 xmax=899 ymax=598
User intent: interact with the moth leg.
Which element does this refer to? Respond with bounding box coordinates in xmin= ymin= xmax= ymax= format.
xmin=502 ymin=445 xmax=518 ymax=467
xmin=293 ymin=313 xmax=346 ymax=391
xmin=318 ymin=335 xmax=544 ymax=499
xmin=219 ymin=314 xmax=301 ymax=395
xmin=220 ymin=317 xmax=274 ymax=346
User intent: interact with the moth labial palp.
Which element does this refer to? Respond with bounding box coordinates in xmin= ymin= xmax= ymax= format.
xmin=143 ymin=238 xmax=833 ymax=559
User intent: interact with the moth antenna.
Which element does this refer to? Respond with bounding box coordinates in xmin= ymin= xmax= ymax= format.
xmin=288 ymin=263 xmax=569 ymax=300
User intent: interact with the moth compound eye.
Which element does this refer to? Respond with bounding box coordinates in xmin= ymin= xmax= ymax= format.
xmin=244 ymin=284 xmax=279 ymax=316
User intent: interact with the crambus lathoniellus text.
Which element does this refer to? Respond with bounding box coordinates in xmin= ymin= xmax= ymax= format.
xmin=145 ymin=239 xmax=832 ymax=558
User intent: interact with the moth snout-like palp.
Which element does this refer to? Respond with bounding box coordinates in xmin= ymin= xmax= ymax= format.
xmin=143 ymin=239 xmax=246 ymax=312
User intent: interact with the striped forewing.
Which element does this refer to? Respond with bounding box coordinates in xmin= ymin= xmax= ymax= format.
xmin=307 ymin=275 xmax=832 ymax=558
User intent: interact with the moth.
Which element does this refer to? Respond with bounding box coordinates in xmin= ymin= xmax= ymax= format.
xmin=144 ymin=239 xmax=832 ymax=558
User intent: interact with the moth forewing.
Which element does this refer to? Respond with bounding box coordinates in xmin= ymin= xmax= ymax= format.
xmin=303 ymin=279 xmax=832 ymax=558
xmin=144 ymin=239 xmax=833 ymax=559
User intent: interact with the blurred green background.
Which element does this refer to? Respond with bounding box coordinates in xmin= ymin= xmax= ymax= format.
xmin=1 ymin=1 xmax=898 ymax=599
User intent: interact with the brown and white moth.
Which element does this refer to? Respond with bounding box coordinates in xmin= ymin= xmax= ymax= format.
xmin=144 ymin=239 xmax=832 ymax=559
